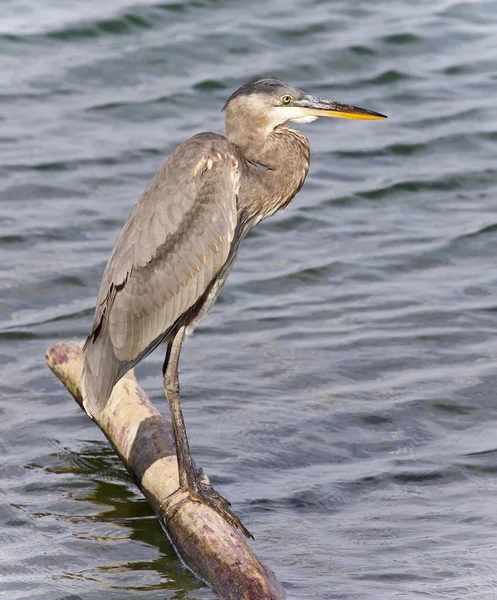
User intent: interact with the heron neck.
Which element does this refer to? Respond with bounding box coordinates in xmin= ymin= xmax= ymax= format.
xmin=234 ymin=125 xmax=311 ymax=225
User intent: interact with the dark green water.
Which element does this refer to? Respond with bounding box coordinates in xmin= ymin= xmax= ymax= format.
xmin=2 ymin=1 xmax=497 ymax=598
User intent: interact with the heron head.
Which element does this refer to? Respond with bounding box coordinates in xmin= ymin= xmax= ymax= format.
xmin=223 ymin=77 xmax=387 ymax=137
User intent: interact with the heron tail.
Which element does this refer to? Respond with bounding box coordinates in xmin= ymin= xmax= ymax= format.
xmin=81 ymin=334 xmax=121 ymax=419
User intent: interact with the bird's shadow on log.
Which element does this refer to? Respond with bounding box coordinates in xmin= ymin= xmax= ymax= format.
xmin=127 ymin=415 xmax=176 ymax=482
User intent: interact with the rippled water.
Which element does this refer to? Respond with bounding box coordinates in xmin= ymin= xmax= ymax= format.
xmin=2 ymin=1 xmax=497 ymax=598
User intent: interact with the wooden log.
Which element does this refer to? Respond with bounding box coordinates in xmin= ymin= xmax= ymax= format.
xmin=46 ymin=342 xmax=286 ymax=600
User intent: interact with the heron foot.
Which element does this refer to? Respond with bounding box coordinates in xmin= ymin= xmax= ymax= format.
xmin=190 ymin=480 xmax=253 ymax=540
xmin=166 ymin=465 xmax=253 ymax=538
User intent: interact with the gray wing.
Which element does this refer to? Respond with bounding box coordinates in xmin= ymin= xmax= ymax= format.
xmin=82 ymin=134 xmax=240 ymax=417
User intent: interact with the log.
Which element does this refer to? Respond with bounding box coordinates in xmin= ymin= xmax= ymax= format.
xmin=46 ymin=342 xmax=286 ymax=600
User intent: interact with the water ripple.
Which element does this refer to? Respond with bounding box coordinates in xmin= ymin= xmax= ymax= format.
xmin=3 ymin=0 xmax=497 ymax=598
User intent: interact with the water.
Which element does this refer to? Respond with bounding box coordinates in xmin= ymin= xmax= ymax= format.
xmin=2 ymin=0 xmax=497 ymax=598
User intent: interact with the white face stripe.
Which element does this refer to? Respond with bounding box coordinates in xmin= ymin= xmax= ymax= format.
xmin=265 ymin=106 xmax=318 ymax=130
xmin=289 ymin=115 xmax=318 ymax=124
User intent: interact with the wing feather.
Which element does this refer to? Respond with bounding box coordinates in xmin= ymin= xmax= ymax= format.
xmin=82 ymin=135 xmax=239 ymax=417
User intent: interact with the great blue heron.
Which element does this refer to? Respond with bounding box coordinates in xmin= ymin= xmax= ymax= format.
xmin=82 ymin=77 xmax=386 ymax=538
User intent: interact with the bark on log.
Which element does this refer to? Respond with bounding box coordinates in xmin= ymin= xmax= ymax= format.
xmin=46 ymin=342 xmax=286 ymax=600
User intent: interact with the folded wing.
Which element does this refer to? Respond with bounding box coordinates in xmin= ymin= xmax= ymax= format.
xmin=82 ymin=134 xmax=240 ymax=417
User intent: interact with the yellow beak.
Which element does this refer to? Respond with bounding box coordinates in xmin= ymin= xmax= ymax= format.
xmin=302 ymin=96 xmax=387 ymax=120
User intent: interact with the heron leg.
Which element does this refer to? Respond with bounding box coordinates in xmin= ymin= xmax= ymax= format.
xmin=162 ymin=327 xmax=198 ymax=492
xmin=163 ymin=327 xmax=253 ymax=539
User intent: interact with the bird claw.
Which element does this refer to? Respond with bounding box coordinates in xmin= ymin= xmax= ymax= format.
xmin=199 ymin=480 xmax=232 ymax=507
xmin=191 ymin=482 xmax=253 ymax=539
xmin=163 ymin=480 xmax=253 ymax=539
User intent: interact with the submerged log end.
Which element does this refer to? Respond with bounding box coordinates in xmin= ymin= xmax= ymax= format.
xmin=46 ymin=342 xmax=287 ymax=600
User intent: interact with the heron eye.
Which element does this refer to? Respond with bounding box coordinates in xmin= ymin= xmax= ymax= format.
xmin=281 ymin=95 xmax=292 ymax=105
